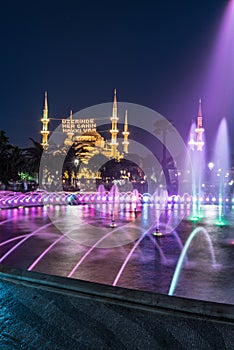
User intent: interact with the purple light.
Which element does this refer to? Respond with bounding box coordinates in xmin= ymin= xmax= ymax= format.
xmin=202 ymin=0 xmax=234 ymax=122
xmin=67 ymin=227 xmax=119 ymax=278
xmin=28 ymin=234 xmax=65 ymax=271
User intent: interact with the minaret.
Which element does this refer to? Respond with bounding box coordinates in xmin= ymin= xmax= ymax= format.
xmin=110 ymin=89 xmax=119 ymax=158
xmin=195 ymin=98 xmax=205 ymax=151
xmin=122 ymin=109 xmax=129 ymax=154
xmin=40 ymin=91 xmax=50 ymax=149
xmin=64 ymin=110 xmax=74 ymax=146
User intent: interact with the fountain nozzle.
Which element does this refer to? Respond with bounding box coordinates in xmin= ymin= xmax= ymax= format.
xmin=110 ymin=220 xmax=117 ymax=228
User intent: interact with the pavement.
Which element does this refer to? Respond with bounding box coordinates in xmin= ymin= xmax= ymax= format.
xmin=1 ymin=265 xmax=234 ymax=349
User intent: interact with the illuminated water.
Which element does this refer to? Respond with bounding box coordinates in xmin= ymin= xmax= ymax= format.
xmin=1 ymin=202 xmax=234 ymax=305
xmin=213 ymin=118 xmax=230 ymax=225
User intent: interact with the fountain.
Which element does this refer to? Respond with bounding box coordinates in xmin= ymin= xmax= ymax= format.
xmin=96 ymin=184 xmax=107 ymax=202
xmin=2 ymin=195 xmax=233 ymax=303
xmin=1 ymin=152 xmax=234 ymax=305
xmin=109 ymin=183 xmax=118 ymax=227
xmin=212 ymin=118 xmax=230 ymax=226
xmin=168 ymin=227 xmax=217 ymax=296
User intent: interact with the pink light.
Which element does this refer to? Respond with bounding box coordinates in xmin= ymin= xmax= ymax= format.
xmin=28 ymin=234 xmax=65 ymax=271
xmin=0 ymin=221 xmax=61 ymax=263
xmin=0 ymin=234 xmax=28 ymax=246
xmin=0 ymin=218 xmax=14 ymax=226
xmin=67 ymin=227 xmax=119 ymax=278
xmin=113 ymin=233 xmax=146 ymax=286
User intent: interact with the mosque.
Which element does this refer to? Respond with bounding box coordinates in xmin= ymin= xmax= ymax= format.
xmin=40 ymin=89 xmax=133 ymax=190
xmin=40 ymin=89 xmax=129 ymax=160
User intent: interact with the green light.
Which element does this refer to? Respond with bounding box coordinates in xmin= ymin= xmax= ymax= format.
xmin=215 ymin=220 xmax=226 ymax=226
xmin=18 ymin=171 xmax=34 ymax=181
xmin=152 ymin=232 xmax=163 ymax=236
xmin=190 ymin=216 xmax=200 ymax=222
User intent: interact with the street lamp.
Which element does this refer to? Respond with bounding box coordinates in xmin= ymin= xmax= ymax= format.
xmin=74 ymin=159 xmax=79 ymax=188
xmin=74 ymin=159 xmax=79 ymax=167
xmin=208 ymin=162 xmax=214 ymax=171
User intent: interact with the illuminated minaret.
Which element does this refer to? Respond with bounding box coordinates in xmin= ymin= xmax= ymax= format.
xmin=122 ymin=109 xmax=129 ymax=154
xmin=195 ymin=98 xmax=205 ymax=151
xmin=41 ymin=91 xmax=50 ymax=149
xmin=110 ymin=88 xmax=119 ymax=158
xmin=64 ymin=110 xmax=74 ymax=146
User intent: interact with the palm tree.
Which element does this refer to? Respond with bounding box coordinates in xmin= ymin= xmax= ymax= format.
xmin=153 ymin=119 xmax=175 ymax=165
xmin=153 ymin=119 xmax=176 ymax=194
xmin=0 ymin=131 xmax=12 ymax=188
xmin=22 ymin=138 xmax=44 ymax=186
xmin=42 ymin=142 xmax=67 ymax=191
xmin=8 ymin=146 xmax=25 ymax=183
xmin=23 ymin=138 xmax=43 ymax=173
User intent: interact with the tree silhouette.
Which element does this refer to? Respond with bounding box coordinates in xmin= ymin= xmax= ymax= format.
xmin=153 ymin=119 xmax=176 ymax=194
xmin=23 ymin=138 xmax=43 ymax=177
xmin=0 ymin=131 xmax=13 ymax=188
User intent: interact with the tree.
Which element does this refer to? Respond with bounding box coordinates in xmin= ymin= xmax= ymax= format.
xmin=0 ymin=131 xmax=12 ymax=188
xmin=8 ymin=146 xmax=25 ymax=182
xmin=153 ymin=119 xmax=176 ymax=194
xmin=23 ymin=138 xmax=43 ymax=176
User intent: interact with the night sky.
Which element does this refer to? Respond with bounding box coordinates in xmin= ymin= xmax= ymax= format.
xmin=0 ymin=0 xmax=232 ymax=154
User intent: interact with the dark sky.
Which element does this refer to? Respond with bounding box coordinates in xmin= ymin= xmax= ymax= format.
xmin=0 ymin=0 xmax=231 ymax=152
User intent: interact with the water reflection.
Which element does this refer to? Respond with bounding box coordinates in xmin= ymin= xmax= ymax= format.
xmin=0 ymin=204 xmax=234 ymax=305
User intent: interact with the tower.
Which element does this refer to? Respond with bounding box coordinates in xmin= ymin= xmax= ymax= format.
xmin=195 ymin=98 xmax=205 ymax=151
xmin=188 ymin=98 xmax=205 ymax=152
xmin=122 ymin=109 xmax=129 ymax=153
xmin=40 ymin=91 xmax=50 ymax=149
xmin=110 ymin=89 xmax=119 ymax=158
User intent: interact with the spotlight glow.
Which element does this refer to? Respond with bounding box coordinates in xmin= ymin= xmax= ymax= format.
xmin=203 ymin=0 xmax=234 ymax=120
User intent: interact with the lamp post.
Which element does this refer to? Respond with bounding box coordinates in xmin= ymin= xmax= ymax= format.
xmin=207 ymin=162 xmax=214 ymax=199
xmin=74 ymin=159 xmax=79 ymax=189
xmin=208 ymin=162 xmax=214 ymax=171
